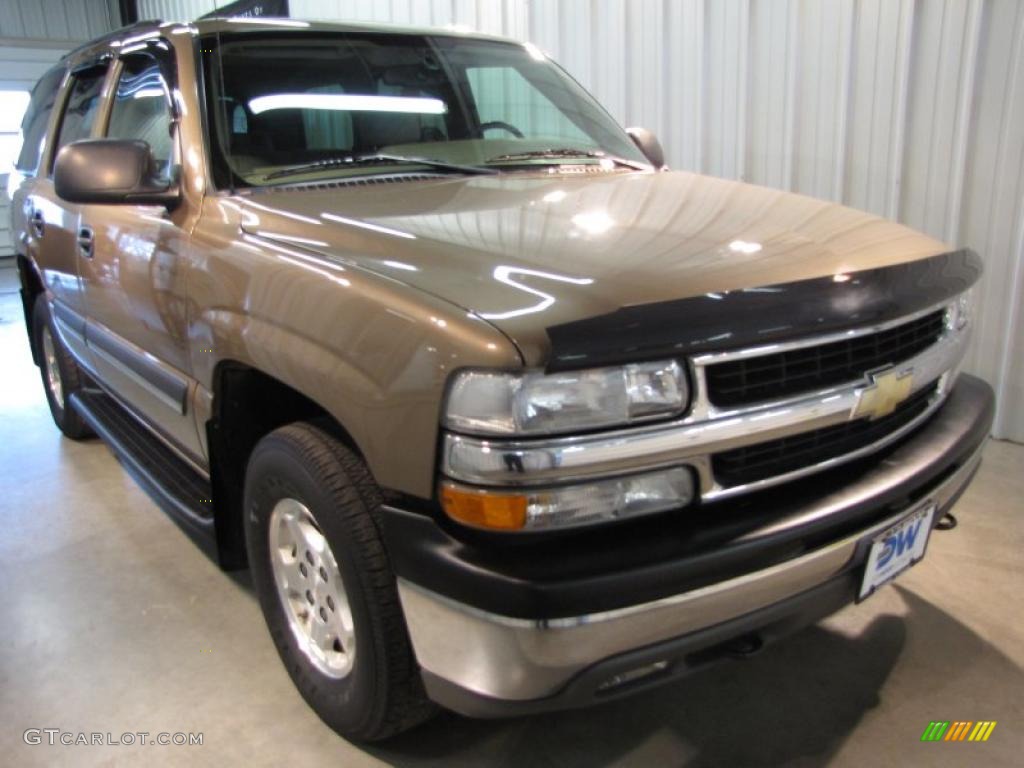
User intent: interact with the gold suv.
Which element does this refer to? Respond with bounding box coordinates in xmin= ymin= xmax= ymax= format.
xmin=10 ymin=18 xmax=993 ymax=741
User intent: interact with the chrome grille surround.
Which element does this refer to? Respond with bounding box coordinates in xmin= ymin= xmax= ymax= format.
xmin=702 ymin=309 xmax=946 ymax=407
xmin=441 ymin=300 xmax=969 ymax=502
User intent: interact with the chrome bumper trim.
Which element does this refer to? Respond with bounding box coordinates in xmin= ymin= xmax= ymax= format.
xmin=402 ymin=438 xmax=985 ymax=702
xmin=442 ymin=316 xmax=969 ymax=496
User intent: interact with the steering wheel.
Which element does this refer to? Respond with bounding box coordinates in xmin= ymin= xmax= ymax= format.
xmin=480 ymin=120 xmax=525 ymax=139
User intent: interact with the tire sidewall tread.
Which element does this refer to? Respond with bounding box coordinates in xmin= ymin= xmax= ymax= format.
xmin=32 ymin=296 xmax=92 ymax=440
xmin=244 ymin=421 xmax=434 ymax=741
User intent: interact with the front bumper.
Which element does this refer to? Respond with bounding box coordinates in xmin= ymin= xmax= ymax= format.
xmin=382 ymin=375 xmax=993 ymax=717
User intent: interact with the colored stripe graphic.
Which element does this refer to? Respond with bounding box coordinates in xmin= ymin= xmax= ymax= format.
xmin=945 ymin=721 xmax=972 ymax=741
xmin=922 ymin=720 xmax=996 ymax=742
xmin=968 ymin=722 xmax=997 ymax=742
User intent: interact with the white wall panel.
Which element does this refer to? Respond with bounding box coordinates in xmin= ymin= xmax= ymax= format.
xmin=138 ymin=0 xmax=216 ymax=20
xmin=139 ymin=0 xmax=528 ymax=30
xmin=0 ymin=42 xmax=67 ymax=89
xmin=842 ymin=0 xmax=912 ymax=217
xmin=958 ymin=0 xmax=1024 ymax=440
xmin=747 ymin=0 xmax=796 ymax=189
xmin=0 ymin=33 xmax=101 ymax=259
xmin=704 ymin=0 xmax=748 ymax=180
xmin=663 ymin=0 xmax=703 ymax=172
xmin=101 ymin=0 xmax=1024 ymax=442
xmin=0 ymin=0 xmax=116 ymax=40
xmin=900 ymin=0 xmax=980 ymax=240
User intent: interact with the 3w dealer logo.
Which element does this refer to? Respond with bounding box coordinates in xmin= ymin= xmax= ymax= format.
xmin=921 ymin=721 xmax=997 ymax=742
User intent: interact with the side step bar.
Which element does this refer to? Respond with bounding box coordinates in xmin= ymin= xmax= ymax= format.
xmin=69 ymin=389 xmax=217 ymax=557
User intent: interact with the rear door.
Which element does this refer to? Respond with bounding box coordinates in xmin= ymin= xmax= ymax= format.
xmin=77 ymin=44 xmax=204 ymax=462
xmin=9 ymin=65 xmax=63 ymax=330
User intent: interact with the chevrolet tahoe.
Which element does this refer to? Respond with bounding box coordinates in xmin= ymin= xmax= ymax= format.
xmin=9 ymin=17 xmax=993 ymax=741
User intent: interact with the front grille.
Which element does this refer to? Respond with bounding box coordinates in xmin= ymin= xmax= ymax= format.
xmin=705 ymin=310 xmax=946 ymax=407
xmin=712 ymin=382 xmax=938 ymax=488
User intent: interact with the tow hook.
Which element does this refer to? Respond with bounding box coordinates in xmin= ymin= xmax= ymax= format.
xmin=724 ymin=634 xmax=764 ymax=658
xmin=936 ymin=512 xmax=958 ymax=531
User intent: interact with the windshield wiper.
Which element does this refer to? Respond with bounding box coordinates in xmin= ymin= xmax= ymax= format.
xmin=265 ymin=153 xmax=499 ymax=181
xmin=485 ymin=148 xmax=650 ymax=171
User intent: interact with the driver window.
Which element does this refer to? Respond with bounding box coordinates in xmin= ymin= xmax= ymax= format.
xmin=106 ymin=55 xmax=175 ymax=181
xmin=466 ymin=66 xmax=589 ymax=143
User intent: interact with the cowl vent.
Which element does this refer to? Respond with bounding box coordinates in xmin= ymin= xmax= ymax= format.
xmin=268 ymin=173 xmax=445 ymax=192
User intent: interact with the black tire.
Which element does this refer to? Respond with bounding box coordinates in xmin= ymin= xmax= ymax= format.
xmin=244 ymin=421 xmax=436 ymax=742
xmin=32 ymin=296 xmax=93 ymax=440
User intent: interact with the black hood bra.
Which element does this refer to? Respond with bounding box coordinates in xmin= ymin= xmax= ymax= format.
xmin=546 ymin=249 xmax=981 ymax=371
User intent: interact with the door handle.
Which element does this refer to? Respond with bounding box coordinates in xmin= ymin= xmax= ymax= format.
xmin=30 ymin=210 xmax=45 ymax=238
xmin=77 ymin=226 xmax=95 ymax=259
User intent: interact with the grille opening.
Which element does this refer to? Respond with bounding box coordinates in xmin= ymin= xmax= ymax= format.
xmin=705 ymin=310 xmax=946 ymax=407
xmin=712 ymin=382 xmax=938 ymax=488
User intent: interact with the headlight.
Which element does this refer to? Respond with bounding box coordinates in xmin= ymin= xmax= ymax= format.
xmin=950 ymin=290 xmax=973 ymax=331
xmin=444 ymin=359 xmax=689 ymax=436
xmin=440 ymin=467 xmax=694 ymax=531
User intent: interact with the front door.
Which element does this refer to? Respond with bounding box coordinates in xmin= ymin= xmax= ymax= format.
xmin=77 ymin=47 xmax=203 ymax=461
xmin=33 ymin=63 xmax=108 ymax=364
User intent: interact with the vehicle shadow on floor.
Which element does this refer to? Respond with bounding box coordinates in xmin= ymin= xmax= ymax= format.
xmin=367 ymin=587 xmax=1023 ymax=768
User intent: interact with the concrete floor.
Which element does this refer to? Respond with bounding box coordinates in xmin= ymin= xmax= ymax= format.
xmin=1 ymin=260 xmax=1022 ymax=767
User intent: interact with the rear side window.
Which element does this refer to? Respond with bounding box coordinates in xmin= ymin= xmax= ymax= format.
xmin=53 ymin=65 xmax=108 ymax=166
xmin=15 ymin=68 xmax=64 ymax=175
xmin=105 ymin=55 xmax=175 ymax=181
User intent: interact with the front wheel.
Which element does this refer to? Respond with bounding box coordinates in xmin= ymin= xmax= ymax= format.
xmin=244 ymin=421 xmax=435 ymax=741
xmin=32 ymin=296 xmax=93 ymax=439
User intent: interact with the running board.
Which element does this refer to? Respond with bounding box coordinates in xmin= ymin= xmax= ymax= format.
xmin=69 ymin=389 xmax=217 ymax=557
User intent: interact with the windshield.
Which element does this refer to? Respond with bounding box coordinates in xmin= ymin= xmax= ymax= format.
xmin=201 ymin=32 xmax=649 ymax=187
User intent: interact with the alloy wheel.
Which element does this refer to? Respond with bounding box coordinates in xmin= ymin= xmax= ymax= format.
xmin=268 ymin=498 xmax=356 ymax=678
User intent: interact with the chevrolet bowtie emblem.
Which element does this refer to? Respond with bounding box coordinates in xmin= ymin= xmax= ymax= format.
xmin=853 ymin=367 xmax=914 ymax=420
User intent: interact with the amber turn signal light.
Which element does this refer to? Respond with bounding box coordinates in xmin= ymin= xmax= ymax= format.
xmin=440 ymin=484 xmax=527 ymax=531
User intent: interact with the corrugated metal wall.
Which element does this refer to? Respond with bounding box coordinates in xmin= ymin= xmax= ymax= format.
xmin=0 ymin=42 xmax=68 ymax=90
xmin=138 ymin=0 xmax=222 ymax=21
xmin=0 ymin=42 xmax=68 ymax=256
xmin=97 ymin=1 xmax=1024 ymax=442
xmin=1 ymin=1 xmax=119 ymax=257
xmin=137 ymin=0 xmax=529 ymax=31
xmin=0 ymin=0 xmax=117 ymax=40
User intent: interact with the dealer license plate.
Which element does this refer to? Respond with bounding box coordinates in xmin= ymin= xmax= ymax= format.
xmin=858 ymin=501 xmax=937 ymax=600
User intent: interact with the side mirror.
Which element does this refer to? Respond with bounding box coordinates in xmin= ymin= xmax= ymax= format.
xmin=54 ymin=139 xmax=180 ymax=207
xmin=626 ymin=127 xmax=667 ymax=170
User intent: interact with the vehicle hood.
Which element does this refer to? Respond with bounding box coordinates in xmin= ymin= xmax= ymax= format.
xmin=235 ymin=170 xmax=951 ymax=364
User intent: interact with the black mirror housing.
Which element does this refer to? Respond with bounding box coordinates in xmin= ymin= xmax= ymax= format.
xmin=626 ymin=127 xmax=667 ymax=170
xmin=54 ymin=139 xmax=180 ymax=207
